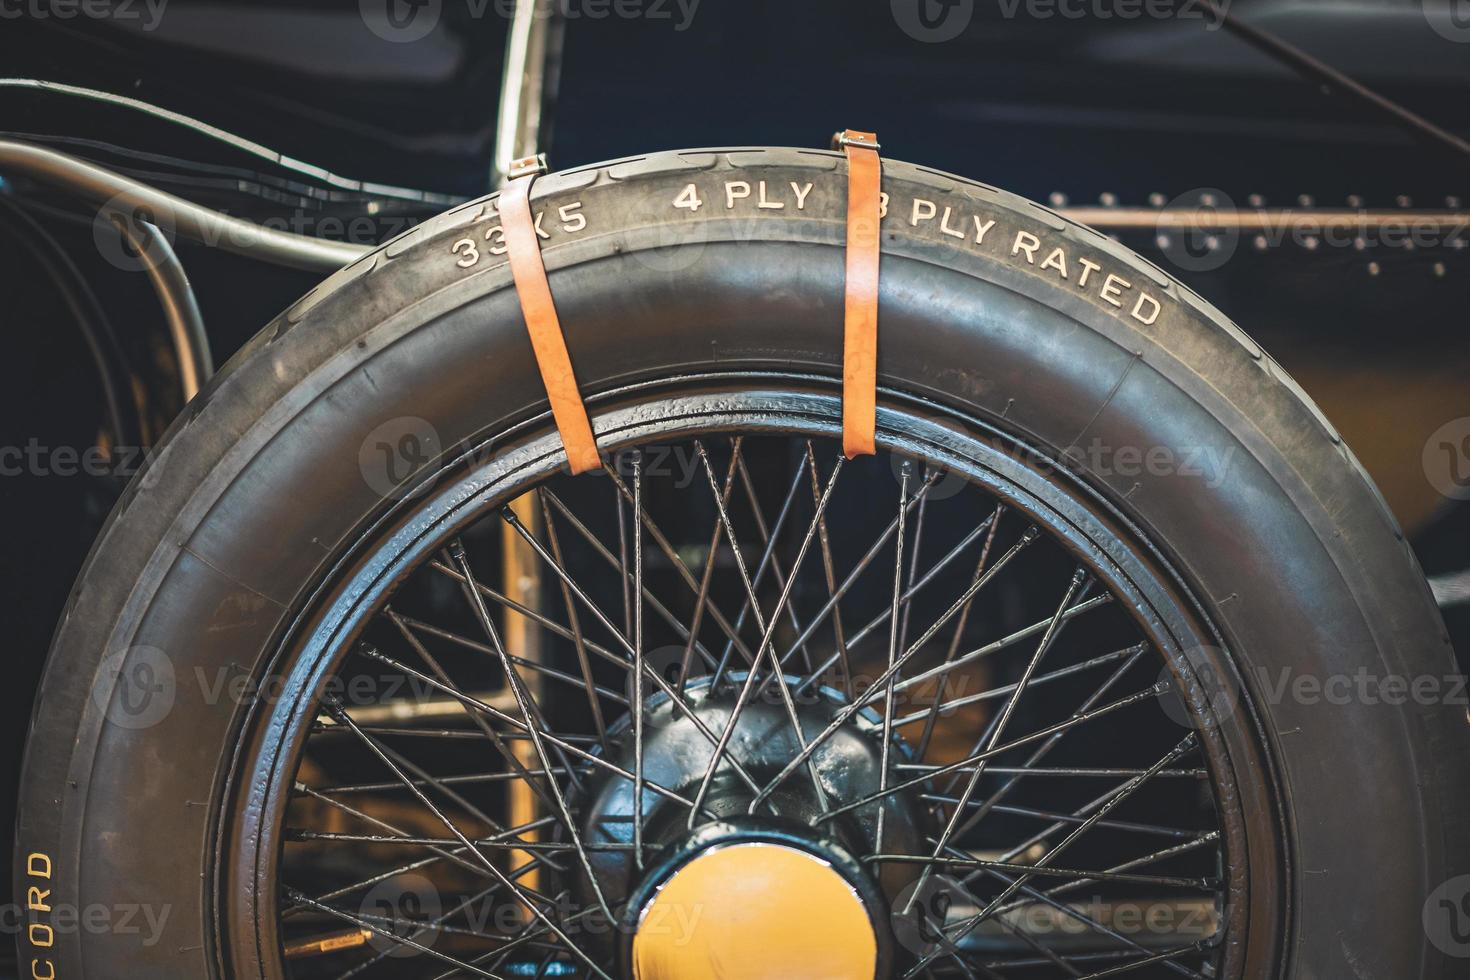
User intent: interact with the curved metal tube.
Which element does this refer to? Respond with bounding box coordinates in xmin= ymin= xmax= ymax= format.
xmin=0 ymin=78 xmax=461 ymax=205
xmin=110 ymin=215 xmax=213 ymax=400
xmin=0 ymin=140 xmax=368 ymax=272
xmin=0 ymin=194 xmax=141 ymax=446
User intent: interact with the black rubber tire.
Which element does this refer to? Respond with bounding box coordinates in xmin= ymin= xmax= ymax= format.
xmin=15 ymin=146 xmax=1468 ymax=979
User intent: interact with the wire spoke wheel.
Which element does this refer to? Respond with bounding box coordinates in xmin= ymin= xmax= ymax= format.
xmin=223 ymin=386 xmax=1272 ymax=980
xmin=25 ymin=148 xmax=1460 ymax=980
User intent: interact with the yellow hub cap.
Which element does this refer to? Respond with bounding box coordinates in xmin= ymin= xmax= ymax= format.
xmin=630 ymin=841 xmax=877 ymax=980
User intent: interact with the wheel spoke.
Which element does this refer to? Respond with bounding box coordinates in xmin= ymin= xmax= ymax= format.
xmin=604 ymin=467 xmax=767 ymax=671
xmin=391 ymin=608 xmax=627 ymax=707
xmin=316 ymin=697 xmax=612 ymax=980
xmin=327 ymin=877 xmax=529 ymax=980
xmin=917 ymin=798 xmax=1202 ymax=840
xmin=993 ymin=832 xmax=1223 ymax=916
xmin=876 ymin=462 xmax=913 ymax=852
xmin=537 ymin=489 xmax=611 ymax=749
xmin=802 ymin=441 xmax=855 ymax=696
xmin=284 ymin=886 xmax=507 ymax=980
xmin=965 ymin=865 xmax=1210 ymax=980
xmin=893 ymin=594 xmax=1115 ymax=698
xmin=677 ymin=439 xmax=743 ymax=695
xmin=689 ymin=455 xmax=846 ymax=827
xmin=356 ymin=646 xmax=706 ymax=813
xmin=906 ymin=734 xmax=1200 ymax=977
xmin=730 ymin=440 xmax=815 ymax=671
xmin=695 ymin=439 xmax=828 ymax=810
xmin=816 ymin=681 xmax=1169 ymax=823
xmin=893 ymin=644 xmax=1145 ymax=728
xmin=287 ymin=781 xmax=549 ymax=884
xmin=755 ymin=526 xmax=1041 ymax=812
xmin=939 ymin=642 xmax=1152 ymax=822
xmin=534 ymin=489 xmax=724 ymax=671
xmin=762 ymin=468 xmax=943 ymax=676
xmin=385 ymin=607 xmax=569 ymax=833
xmin=914 ymin=504 xmax=1003 ymax=761
xmin=872 ymin=852 xmax=1216 ymax=890
xmin=1072 ymin=945 xmax=1209 ymax=980
xmin=906 ymin=568 xmax=1089 ymax=910
xmin=786 ymin=505 xmax=1010 ymax=697
xmin=632 ymin=451 xmax=647 ymax=869
xmin=712 ymin=449 xmax=810 ymax=687
xmin=501 ymin=501 xmax=768 ymax=796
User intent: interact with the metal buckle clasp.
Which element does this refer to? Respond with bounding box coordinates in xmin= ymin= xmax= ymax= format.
xmin=831 ymin=130 xmax=881 ymax=151
xmin=507 ymin=153 xmax=549 ymax=180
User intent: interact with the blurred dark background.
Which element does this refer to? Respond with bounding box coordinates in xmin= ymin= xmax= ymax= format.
xmin=0 ymin=0 xmax=1468 ymax=959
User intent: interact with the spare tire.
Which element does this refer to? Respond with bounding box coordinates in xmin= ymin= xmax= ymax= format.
xmin=15 ymin=146 xmax=1468 ymax=979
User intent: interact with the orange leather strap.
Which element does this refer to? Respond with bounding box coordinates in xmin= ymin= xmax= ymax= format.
xmin=499 ymin=157 xmax=601 ymax=474
xmin=836 ymin=129 xmax=881 ymax=458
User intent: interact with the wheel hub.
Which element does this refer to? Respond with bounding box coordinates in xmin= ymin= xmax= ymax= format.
xmin=630 ymin=837 xmax=877 ymax=980
xmin=569 ymin=675 xmax=923 ymax=976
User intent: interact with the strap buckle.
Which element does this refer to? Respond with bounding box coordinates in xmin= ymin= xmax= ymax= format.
xmin=507 ymin=153 xmax=549 ymax=181
xmin=832 ymin=129 xmax=881 ymax=151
